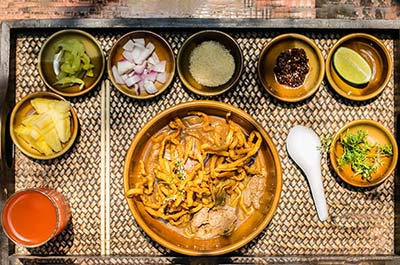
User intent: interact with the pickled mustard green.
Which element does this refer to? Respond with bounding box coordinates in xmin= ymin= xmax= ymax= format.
xmin=53 ymin=39 xmax=94 ymax=90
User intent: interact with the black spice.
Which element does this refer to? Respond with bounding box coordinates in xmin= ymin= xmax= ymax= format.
xmin=273 ymin=48 xmax=309 ymax=88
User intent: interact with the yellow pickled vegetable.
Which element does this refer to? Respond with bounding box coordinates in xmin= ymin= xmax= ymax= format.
xmin=15 ymin=125 xmax=55 ymax=156
xmin=21 ymin=113 xmax=62 ymax=152
xmin=15 ymin=98 xmax=72 ymax=155
xmin=31 ymin=98 xmax=71 ymax=142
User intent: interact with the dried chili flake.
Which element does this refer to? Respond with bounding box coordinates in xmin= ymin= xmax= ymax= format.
xmin=273 ymin=48 xmax=309 ymax=88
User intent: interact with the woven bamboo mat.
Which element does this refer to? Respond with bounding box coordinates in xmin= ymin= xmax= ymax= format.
xmin=12 ymin=29 xmax=395 ymax=258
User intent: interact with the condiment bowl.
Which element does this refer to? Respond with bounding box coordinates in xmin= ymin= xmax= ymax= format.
xmin=38 ymin=29 xmax=105 ymax=97
xmin=10 ymin=92 xmax=79 ymax=160
xmin=123 ymin=100 xmax=282 ymax=255
xmin=258 ymin=33 xmax=324 ymax=102
xmin=325 ymin=33 xmax=392 ymax=101
xmin=108 ymin=30 xmax=175 ymax=99
xmin=177 ymin=30 xmax=243 ymax=96
xmin=329 ymin=120 xmax=398 ymax=188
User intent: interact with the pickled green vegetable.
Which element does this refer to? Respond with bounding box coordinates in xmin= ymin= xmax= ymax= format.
xmin=53 ymin=39 xmax=94 ymax=90
xmin=53 ymin=76 xmax=85 ymax=90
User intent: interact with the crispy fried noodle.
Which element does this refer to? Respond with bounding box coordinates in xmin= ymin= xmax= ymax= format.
xmin=126 ymin=112 xmax=267 ymax=239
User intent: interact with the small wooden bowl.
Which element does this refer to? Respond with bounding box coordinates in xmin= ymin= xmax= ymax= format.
xmin=124 ymin=101 xmax=282 ymax=255
xmin=258 ymin=33 xmax=324 ymax=102
xmin=330 ymin=120 xmax=398 ymax=188
xmin=10 ymin=92 xmax=79 ymax=160
xmin=38 ymin=29 xmax=105 ymax=97
xmin=325 ymin=33 xmax=392 ymax=101
xmin=108 ymin=30 xmax=175 ymax=99
xmin=177 ymin=30 xmax=243 ymax=97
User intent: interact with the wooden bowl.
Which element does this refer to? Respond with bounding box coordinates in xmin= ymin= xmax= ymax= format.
xmin=38 ymin=29 xmax=105 ymax=97
xmin=177 ymin=30 xmax=243 ymax=96
xmin=10 ymin=92 xmax=79 ymax=160
xmin=325 ymin=33 xmax=392 ymax=101
xmin=123 ymin=101 xmax=282 ymax=255
xmin=258 ymin=33 xmax=324 ymax=102
xmin=108 ymin=30 xmax=175 ymax=99
xmin=330 ymin=120 xmax=398 ymax=188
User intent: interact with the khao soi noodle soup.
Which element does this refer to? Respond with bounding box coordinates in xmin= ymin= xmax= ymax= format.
xmin=126 ymin=112 xmax=268 ymax=239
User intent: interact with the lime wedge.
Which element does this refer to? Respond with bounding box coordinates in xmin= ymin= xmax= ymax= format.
xmin=333 ymin=47 xmax=372 ymax=86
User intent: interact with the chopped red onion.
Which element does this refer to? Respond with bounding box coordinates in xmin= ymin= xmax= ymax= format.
xmin=144 ymin=80 xmax=158 ymax=94
xmin=122 ymin=39 xmax=135 ymax=51
xmin=112 ymin=65 xmax=125 ymax=84
xmin=117 ymin=60 xmax=135 ymax=75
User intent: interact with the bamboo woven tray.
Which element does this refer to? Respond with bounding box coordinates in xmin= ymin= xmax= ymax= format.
xmin=1 ymin=19 xmax=399 ymax=264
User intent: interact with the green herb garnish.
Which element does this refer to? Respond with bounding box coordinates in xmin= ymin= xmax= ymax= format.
xmin=173 ymin=159 xmax=186 ymax=180
xmin=337 ymin=129 xmax=393 ymax=181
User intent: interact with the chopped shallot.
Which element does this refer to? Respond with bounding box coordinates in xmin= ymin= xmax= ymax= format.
xmin=112 ymin=38 xmax=167 ymax=95
xmin=122 ymin=50 xmax=136 ymax=63
xmin=133 ymin=38 xmax=145 ymax=46
xmin=121 ymin=74 xmax=129 ymax=82
xmin=151 ymin=61 xmax=166 ymax=73
xmin=133 ymin=62 xmax=146 ymax=74
xmin=125 ymin=75 xmax=141 ymax=87
xmin=122 ymin=39 xmax=135 ymax=51
xmin=138 ymin=80 xmax=145 ymax=93
xmin=146 ymin=42 xmax=155 ymax=53
xmin=130 ymin=43 xmax=147 ymax=65
xmin=146 ymin=71 xmax=157 ymax=82
xmin=144 ymin=80 xmax=158 ymax=94
xmin=148 ymin=53 xmax=160 ymax=66
xmin=117 ymin=60 xmax=135 ymax=75
xmin=151 ymin=52 xmax=160 ymax=63
xmin=156 ymin=72 xmax=167 ymax=83
xmin=136 ymin=47 xmax=154 ymax=65
xmin=133 ymin=83 xmax=139 ymax=94
xmin=112 ymin=65 xmax=125 ymax=85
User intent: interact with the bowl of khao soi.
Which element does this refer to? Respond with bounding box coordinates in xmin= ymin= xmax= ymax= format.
xmin=38 ymin=29 xmax=105 ymax=97
xmin=177 ymin=30 xmax=243 ymax=96
xmin=123 ymin=101 xmax=282 ymax=255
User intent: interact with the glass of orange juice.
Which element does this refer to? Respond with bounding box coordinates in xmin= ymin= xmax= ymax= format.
xmin=1 ymin=187 xmax=71 ymax=247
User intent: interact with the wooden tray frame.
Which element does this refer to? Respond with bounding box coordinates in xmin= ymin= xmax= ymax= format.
xmin=0 ymin=18 xmax=399 ymax=264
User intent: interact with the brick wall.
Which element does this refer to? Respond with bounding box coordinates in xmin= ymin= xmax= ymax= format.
xmin=0 ymin=0 xmax=398 ymax=21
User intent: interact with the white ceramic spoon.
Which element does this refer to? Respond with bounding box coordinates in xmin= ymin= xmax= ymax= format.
xmin=286 ymin=125 xmax=329 ymax=221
